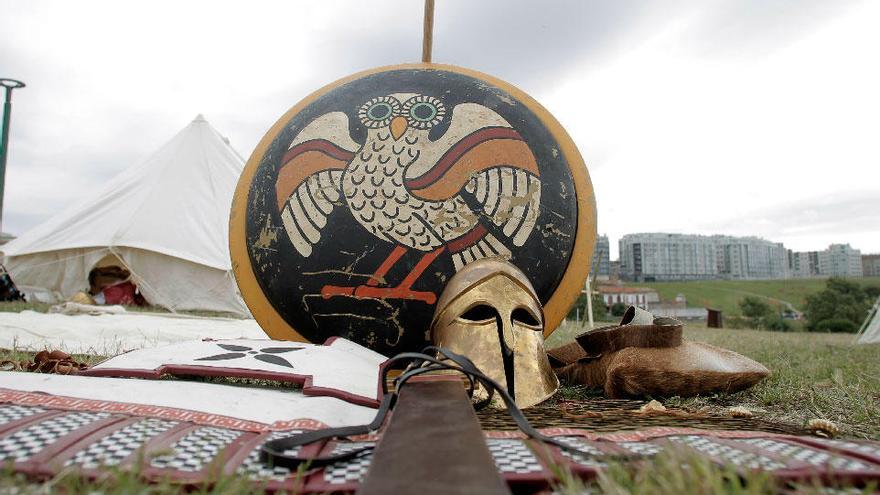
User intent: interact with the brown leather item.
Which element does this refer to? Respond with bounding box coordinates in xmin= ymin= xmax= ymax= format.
xmin=546 ymin=341 xmax=589 ymax=368
xmin=357 ymin=379 xmax=511 ymax=495
xmin=548 ymin=307 xmax=770 ymax=399
xmin=0 ymin=350 xmax=88 ymax=374
xmin=575 ymin=319 xmax=682 ymax=355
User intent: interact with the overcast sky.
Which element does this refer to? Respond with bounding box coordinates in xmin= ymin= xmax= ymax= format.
xmin=1 ymin=0 xmax=878 ymax=259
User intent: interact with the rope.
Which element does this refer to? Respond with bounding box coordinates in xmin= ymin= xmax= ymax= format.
xmin=422 ymin=0 xmax=435 ymax=63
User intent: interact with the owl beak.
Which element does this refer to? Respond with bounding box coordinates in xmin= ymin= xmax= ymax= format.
xmin=390 ymin=116 xmax=408 ymax=141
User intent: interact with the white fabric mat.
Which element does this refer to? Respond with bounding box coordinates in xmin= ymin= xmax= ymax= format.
xmin=0 ymin=310 xmax=265 ymax=355
xmin=87 ymin=338 xmax=386 ymax=405
xmin=0 ymin=372 xmax=375 ymax=428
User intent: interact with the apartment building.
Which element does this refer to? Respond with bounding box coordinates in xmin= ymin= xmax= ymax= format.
xmin=619 ymin=233 xmax=786 ymax=281
xmin=590 ymin=234 xmax=611 ymax=280
xmin=789 ymin=244 xmax=863 ymax=278
xmin=819 ymin=244 xmax=863 ymax=277
xmin=864 ymin=254 xmax=880 ymax=277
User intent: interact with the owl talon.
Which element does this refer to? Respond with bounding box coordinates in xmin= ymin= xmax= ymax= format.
xmin=320 ymin=284 xmax=436 ymax=304
xmin=321 ymin=285 xmax=357 ymax=299
xmin=354 ymin=285 xmax=437 ymax=304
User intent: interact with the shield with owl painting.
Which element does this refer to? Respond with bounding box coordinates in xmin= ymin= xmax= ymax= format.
xmin=231 ymin=64 xmax=595 ymax=356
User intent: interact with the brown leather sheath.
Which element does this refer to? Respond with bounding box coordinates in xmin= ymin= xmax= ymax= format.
xmin=357 ymin=378 xmax=511 ymax=495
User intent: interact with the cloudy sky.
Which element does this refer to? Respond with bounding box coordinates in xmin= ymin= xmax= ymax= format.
xmin=1 ymin=0 xmax=877 ymax=259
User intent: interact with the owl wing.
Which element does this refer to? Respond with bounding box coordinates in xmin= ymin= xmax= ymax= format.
xmin=406 ymin=104 xmax=541 ymax=247
xmin=276 ymin=112 xmax=359 ymax=257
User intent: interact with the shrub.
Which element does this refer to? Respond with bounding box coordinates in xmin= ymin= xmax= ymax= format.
xmin=814 ymin=318 xmax=858 ymax=333
xmin=760 ymin=313 xmax=791 ymax=332
xmin=565 ymin=293 xmax=609 ymax=321
xmin=739 ymin=296 xmax=772 ymax=328
xmin=610 ymin=302 xmax=627 ymax=317
xmin=804 ymin=277 xmax=871 ymax=331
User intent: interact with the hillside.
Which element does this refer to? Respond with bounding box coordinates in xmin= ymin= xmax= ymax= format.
xmin=627 ymin=277 xmax=880 ymax=315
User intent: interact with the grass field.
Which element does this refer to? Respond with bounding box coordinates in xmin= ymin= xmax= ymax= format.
xmin=627 ymin=277 xmax=880 ymax=315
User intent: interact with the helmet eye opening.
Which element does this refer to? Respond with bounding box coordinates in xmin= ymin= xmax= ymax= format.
xmin=458 ymin=304 xmax=497 ymax=322
xmin=511 ymin=307 xmax=541 ymax=328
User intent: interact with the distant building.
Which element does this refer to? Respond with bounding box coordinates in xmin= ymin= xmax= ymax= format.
xmin=590 ymin=234 xmax=611 ymax=280
xmin=789 ymin=244 xmax=863 ymax=278
xmin=712 ymin=235 xmax=787 ymax=279
xmin=609 ymin=260 xmax=621 ymax=281
xmin=864 ymin=254 xmax=880 ymax=277
xmin=597 ymin=285 xmax=659 ymax=310
xmin=788 ymin=250 xmax=821 ymax=278
xmin=819 ymin=244 xmax=863 ymax=277
xmin=619 ymin=233 xmax=718 ymax=282
xmin=618 ymin=233 xmax=785 ymax=281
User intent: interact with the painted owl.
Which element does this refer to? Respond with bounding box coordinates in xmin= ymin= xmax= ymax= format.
xmin=274 ymin=93 xmax=541 ymax=304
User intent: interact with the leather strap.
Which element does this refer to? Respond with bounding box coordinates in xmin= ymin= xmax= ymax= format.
xmin=357 ymin=380 xmax=510 ymax=494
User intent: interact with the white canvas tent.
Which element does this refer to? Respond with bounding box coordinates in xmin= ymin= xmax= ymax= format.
xmin=856 ymin=296 xmax=880 ymax=344
xmin=1 ymin=115 xmax=249 ymax=316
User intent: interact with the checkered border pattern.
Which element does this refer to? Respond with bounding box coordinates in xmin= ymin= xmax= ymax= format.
xmin=236 ymin=430 xmax=302 ymax=481
xmin=150 ymin=426 xmax=243 ymax=472
xmin=667 ymin=435 xmax=787 ymax=470
xmin=322 ymin=442 xmax=375 ymax=485
xmin=66 ymin=418 xmax=179 ymax=469
xmin=618 ymin=441 xmax=665 ymax=457
xmin=0 ymin=404 xmax=46 ymax=426
xmin=486 ymin=438 xmax=544 ymax=474
xmin=555 ymin=436 xmax=608 ymax=468
xmin=818 ymin=439 xmax=880 ymax=459
xmin=0 ymin=412 xmax=110 ymax=463
xmin=737 ymin=438 xmax=872 ymax=471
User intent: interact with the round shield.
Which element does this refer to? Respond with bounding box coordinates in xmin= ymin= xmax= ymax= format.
xmin=231 ymin=63 xmax=596 ymax=356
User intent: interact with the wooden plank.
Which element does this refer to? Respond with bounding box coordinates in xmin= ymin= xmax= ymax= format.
xmin=357 ymin=379 xmax=510 ymax=495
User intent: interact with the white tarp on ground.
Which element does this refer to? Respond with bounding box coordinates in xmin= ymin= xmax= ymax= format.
xmin=0 ymin=311 xmax=265 ymax=355
xmin=0 ymin=373 xmax=376 ymax=428
xmin=1 ymin=115 xmax=249 ymax=316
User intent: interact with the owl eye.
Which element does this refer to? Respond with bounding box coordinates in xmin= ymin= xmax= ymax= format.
xmin=358 ymin=96 xmax=401 ymax=129
xmin=402 ymin=95 xmax=445 ymax=129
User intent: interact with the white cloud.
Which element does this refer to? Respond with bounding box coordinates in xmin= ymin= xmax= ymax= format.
xmin=541 ymin=0 xmax=880 ymax=257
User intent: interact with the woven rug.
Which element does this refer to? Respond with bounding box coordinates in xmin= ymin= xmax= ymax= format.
xmin=478 ymin=398 xmax=805 ymax=435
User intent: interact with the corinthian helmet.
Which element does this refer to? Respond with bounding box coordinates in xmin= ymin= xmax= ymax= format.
xmin=430 ymin=259 xmax=558 ymax=408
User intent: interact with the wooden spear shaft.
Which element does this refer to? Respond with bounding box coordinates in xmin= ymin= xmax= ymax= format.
xmin=422 ymin=0 xmax=435 ymax=63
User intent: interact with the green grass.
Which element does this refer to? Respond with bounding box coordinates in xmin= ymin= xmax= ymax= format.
xmin=551 ymin=319 xmax=880 ymax=439
xmin=627 ymin=277 xmax=880 ymax=315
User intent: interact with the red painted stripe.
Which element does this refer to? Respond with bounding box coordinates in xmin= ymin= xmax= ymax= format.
xmin=447 ymin=224 xmax=488 ymax=253
xmin=406 ymin=127 xmax=522 ymax=189
xmin=281 ymin=139 xmax=355 ymax=164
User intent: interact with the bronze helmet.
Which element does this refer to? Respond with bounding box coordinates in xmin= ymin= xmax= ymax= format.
xmin=430 ymin=259 xmax=558 ymax=408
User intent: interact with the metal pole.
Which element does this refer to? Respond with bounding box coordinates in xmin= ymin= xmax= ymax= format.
xmin=0 ymin=79 xmax=26 ymax=233
xmin=585 ymin=276 xmax=594 ymax=328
